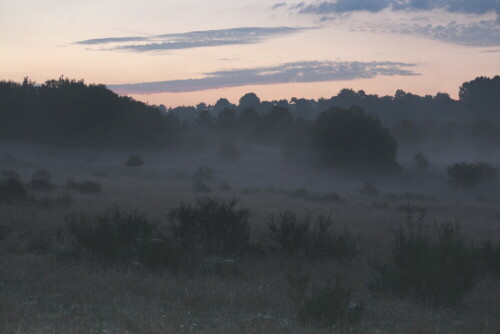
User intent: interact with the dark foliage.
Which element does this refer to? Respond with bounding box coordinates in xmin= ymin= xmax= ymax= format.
xmin=288 ymin=267 xmax=363 ymax=328
xmin=124 ymin=155 xmax=145 ymax=167
xmin=311 ymin=107 xmax=398 ymax=169
xmin=268 ymin=212 xmax=356 ymax=259
xmin=371 ymin=210 xmax=479 ymax=306
xmin=360 ymin=181 xmax=380 ymax=196
xmin=0 ymin=178 xmax=28 ymax=203
xmin=169 ymin=198 xmax=250 ymax=258
xmin=447 ymin=162 xmax=498 ymax=189
xmin=0 ymin=170 xmax=21 ymax=182
xmin=66 ymin=178 xmax=102 ymax=194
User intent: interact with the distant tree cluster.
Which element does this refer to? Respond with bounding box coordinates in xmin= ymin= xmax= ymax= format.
xmin=0 ymin=77 xmax=175 ymax=147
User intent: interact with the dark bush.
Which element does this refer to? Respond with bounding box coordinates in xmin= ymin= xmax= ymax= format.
xmin=288 ymin=267 xmax=363 ymax=328
xmin=412 ymin=152 xmax=429 ymax=174
xmin=307 ymin=192 xmax=345 ymax=204
xmin=169 ymin=197 xmax=250 ymax=258
xmin=29 ymin=178 xmax=53 ymax=190
xmin=0 ymin=178 xmax=28 ymax=203
xmin=268 ymin=212 xmax=356 ymax=259
xmin=218 ymin=180 xmax=231 ymax=191
xmin=371 ymin=210 xmax=479 ymax=306
xmin=66 ymin=177 xmax=102 ymax=194
xmin=124 ymin=155 xmax=144 ymax=167
xmin=218 ymin=138 xmax=240 ymax=161
xmin=477 ymin=240 xmax=500 ymax=276
xmin=311 ymin=106 xmax=398 ymax=169
xmin=288 ymin=188 xmax=309 ymax=198
xmin=192 ymin=166 xmax=214 ymax=193
xmin=32 ymin=169 xmax=51 ymax=181
xmin=447 ymin=162 xmax=498 ymax=189
xmin=359 ymin=181 xmax=379 ymax=196
xmin=66 ymin=211 xmax=177 ymax=271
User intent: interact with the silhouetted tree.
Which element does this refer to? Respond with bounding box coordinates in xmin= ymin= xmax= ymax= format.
xmin=311 ymin=107 xmax=398 ymax=169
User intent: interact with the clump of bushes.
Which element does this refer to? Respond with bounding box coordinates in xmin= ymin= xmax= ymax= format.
xmin=66 ymin=177 xmax=102 ymax=194
xmin=447 ymin=162 xmax=498 ymax=190
xmin=169 ymin=197 xmax=250 ymax=258
xmin=66 ymin=211 xmax=177 ymax=271
xmin=268 ymin=212 xmax=356 ymax=259
xmin=371 ymin=209 xmax=479 ymax=306
xmin=124 ymin=155 xmax=144 ymax=167
xmin=288 ymin=267 xmax=363 ymax=328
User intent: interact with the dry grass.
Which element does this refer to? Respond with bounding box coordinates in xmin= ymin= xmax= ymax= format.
xmin=0 ymin=144 xmax=499 ymax=333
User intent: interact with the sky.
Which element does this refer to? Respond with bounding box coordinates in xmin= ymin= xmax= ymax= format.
xmin=1 ymin=0 xmax=499 ymax=107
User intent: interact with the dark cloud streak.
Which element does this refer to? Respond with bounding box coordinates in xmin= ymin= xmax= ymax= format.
xmin=109 ymin=60 xmax=418 ymax=94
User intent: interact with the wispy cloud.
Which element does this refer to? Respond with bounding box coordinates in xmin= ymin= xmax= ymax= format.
xmin=75 ymin=27 xmax=306 ymax=52
xmin=395 ymin=20 xmax=500 ymax=47
xmin=272 ymin=2 xmax=288 ymax=10
xmin=298 ymin=0 xmax=499 ymax=15
xmin=108 ymin=60 xmax=418 ymax=94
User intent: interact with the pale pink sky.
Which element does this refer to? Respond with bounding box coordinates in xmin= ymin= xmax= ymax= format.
xmin=1 ymin=0 xmax=498 ymax=107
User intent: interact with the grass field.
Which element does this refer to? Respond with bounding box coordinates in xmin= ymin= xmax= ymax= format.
xmin=1 ymin=144 xmax=499 ymax=333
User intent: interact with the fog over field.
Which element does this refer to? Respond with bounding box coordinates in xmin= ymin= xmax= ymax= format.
xmin=1 ymin=0 xmax=500 ymax=332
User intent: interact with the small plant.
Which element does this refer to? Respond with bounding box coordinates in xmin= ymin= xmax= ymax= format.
xmin=288 ymin=267 xmax=363 ymax=328
xmin=371 ymin=209 xmax=479 ymax=306
xmin=66 ymin=177 xmax=102 ymax=194
xmin=359 ymin=181 xmax=379 ymax=196
xmin=124 ymin=155 xmax=145 ymax=167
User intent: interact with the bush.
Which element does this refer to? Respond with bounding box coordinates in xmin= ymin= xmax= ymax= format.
xmin=218 ymin=180 xmax=231 ymax=191
xmin=477 ymin=240 xmax=500 ymax=276
xmin=29 ymin=178 xmax=53 ymax=190
xmin=307 ymin=192 xmax=345 ymax=204
xmin=268 ymin=212 xmax=356 ymax=259
xmin=66 ymin=211 xmax=177 ymax=271
xmin=32 ymin=169 xmax=51 ymax=181
xmin=360 ymin=181 xmax=379 ymax=196
xmin=288 ymin=267 xmax=363 ymax=328
xmin=0 ymin=178 xmax=28 ymax=203
xmin=447 ymin=162 xmax=498 ymax=189
xmin=192 ymin=166 xmax=214 ymax=193
xmin=169 ymin=197 xmax=250 ymax=258
xmin=371 ymin=210 xmax=479 ymax=306
xmin=311 ymin=106 xmax=398 ymax=169
xmin=218 ymin=138 xmax=240 ymax=161
xmin=124 ymin=155 xmax=144 ymax=167
xmin=412 ymin=152 xmax=429 ymax=174
xmin=66 ymin=177 xmax=102 ymax=194
xmin=288 ymin=188 xmax=309 ymax=198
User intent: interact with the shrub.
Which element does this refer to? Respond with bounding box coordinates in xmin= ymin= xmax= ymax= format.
xmin=55 ymin=194 xmax=73 ymax=207
xmin=32 ymin=169 xmax=51 ymax=181
xmin=288 ymin=267 xmax=363 ymax=328
xmin=0 ymin=178 xmax=28 ymax=203
xmin=218 ymin=138 xmax=240 ymax=161
xmin=192 ymin=166 xmax=214 ymax=193
xmin=66 ymin=211 xmax=177 ymax=271
xmin=124 ymin=155 xmax=144 ymax=167
xmin=360 ymin=181 xmax=379 ymax=196
xmin=477 ymin=240 xmax=500 ymax=276
xmin=288 ymin=188 xmax=309 ymax=198
xmin=218 ymin=180 xmax=231 ymax=191
xmin=29 ymin=178 xmax=53 ymax=190
xmin=447 ymin=162 xmax=498 ymax=189
xmin=371 ymin=209 xmax=479 ymax=306
xmin=268 ymin=212 xmax=356 ymax=259
xmin=371 ymin=200 xmax=388 ymax=209
xmin=268 ymin=212 xmax=310 ymax=253
xmin=169 ymin=197 xmax=250 ymax=258
xmin=66 ymin=177 xmax=102 ymax=194
xmin=308 ymin=192 xmax=345 ymax=204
